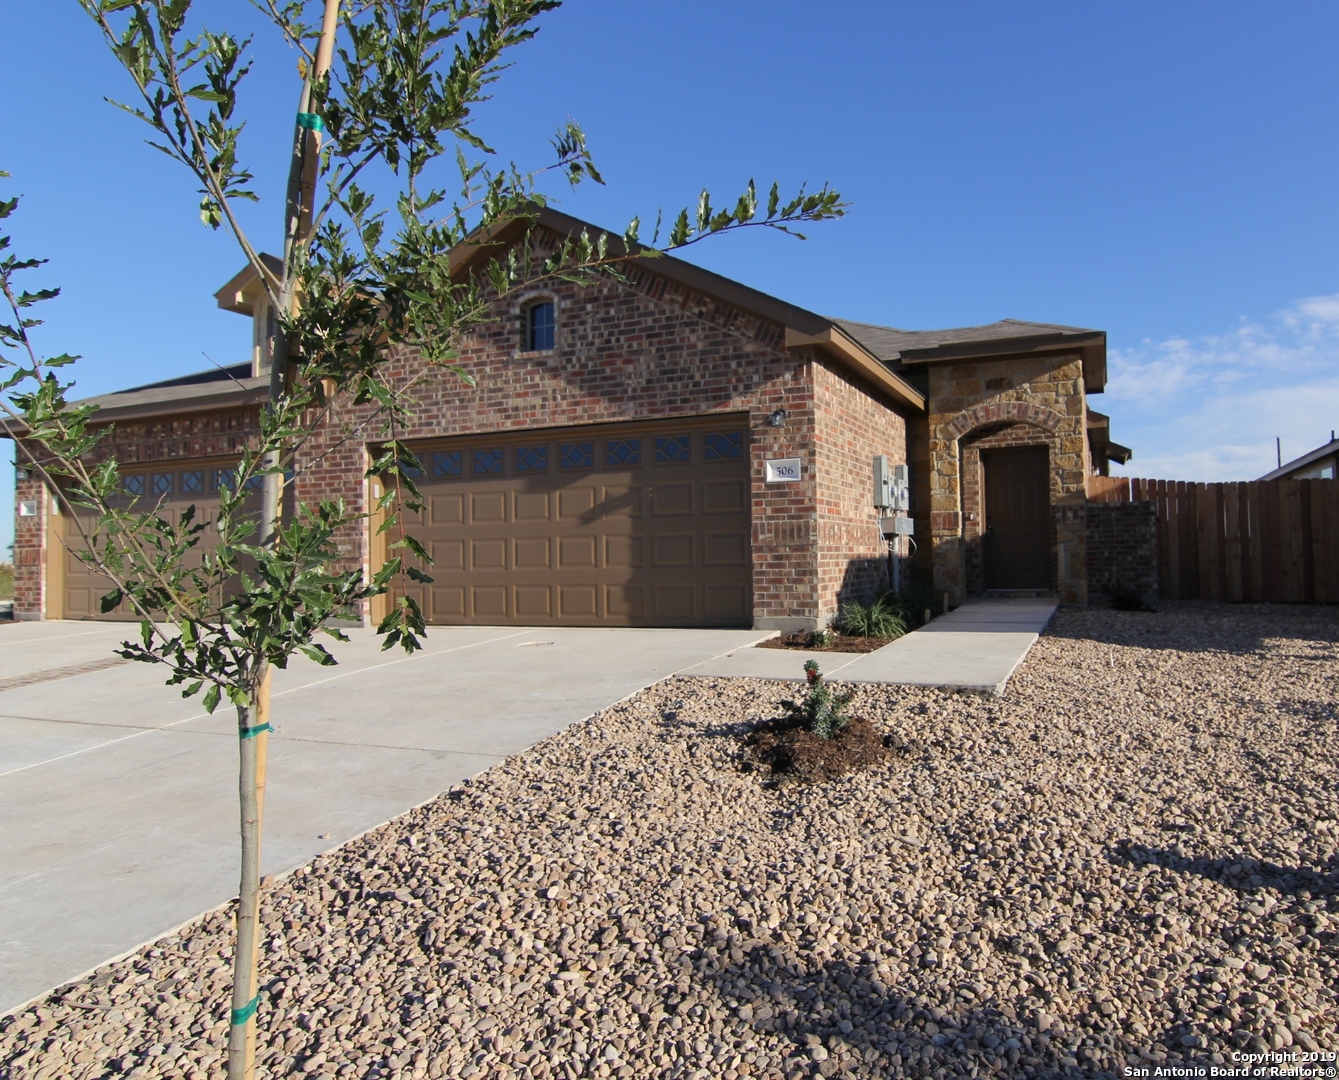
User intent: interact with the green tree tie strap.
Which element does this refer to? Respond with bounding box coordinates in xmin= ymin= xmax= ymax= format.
xmin=296 ymin=112 xmax=325 ymax=132
xmin=230 ymin=994 xmax=260 ymax=1025
xmin=239 ymin=722 xmax=271 ymax=740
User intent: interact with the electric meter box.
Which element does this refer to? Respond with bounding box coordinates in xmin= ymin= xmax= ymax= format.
xmin=891 ymin=463 xmax=910 ymax=512
xmin=873 ymin=455 xmax=893 ymax=509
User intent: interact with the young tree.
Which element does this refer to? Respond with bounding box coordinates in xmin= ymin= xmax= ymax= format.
xmin=1 ymin=2 xmax=845 ymax=1075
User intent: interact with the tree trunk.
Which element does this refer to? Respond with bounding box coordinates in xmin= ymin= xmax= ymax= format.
xmin=228 ymin=5 xmax=338 ymax=1075
xmin=227 ymin=669 xmax=271 ymax=1080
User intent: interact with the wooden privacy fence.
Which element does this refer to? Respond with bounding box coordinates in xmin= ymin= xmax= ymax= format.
xmin=1088 ymin=476 xmax=1339 ymax=603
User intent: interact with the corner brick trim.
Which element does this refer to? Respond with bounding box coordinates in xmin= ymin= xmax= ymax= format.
xmin=943 ymin=401 xmax=1064 ymax=441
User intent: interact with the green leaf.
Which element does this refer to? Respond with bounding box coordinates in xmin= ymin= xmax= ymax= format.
xmin=299 ymin=643 xmax=337 ymax=666
xmin=203 ymin=684 xmax=221 ymax=713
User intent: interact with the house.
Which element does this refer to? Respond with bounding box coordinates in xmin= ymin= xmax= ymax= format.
xmin=1258 ymin=433 xmax=1338 ymax=482
xmin=8 ymin=209 xmax=1129 ymax=627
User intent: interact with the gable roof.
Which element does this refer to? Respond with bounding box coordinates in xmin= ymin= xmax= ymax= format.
xmin=1257 ymin=434 xmax=1339 ymax=481
xmin=449 ymin=206 xmax=929 ymax=411
xmin=834 ymin=317 xmax=1107 ymax=394
xmin=214 ymin=253 xmax=284 ymax=315
xmin=449 ymin=206 xmax=1109 ymax=404
xmin=9 ymin=209 xmax=1113 ymax=433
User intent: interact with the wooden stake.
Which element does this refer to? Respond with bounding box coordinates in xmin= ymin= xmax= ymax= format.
xmin=226 ymin=3 xmax=339 ymax=1075
xmin=228 ymin=667 xmax=271 ymax=1080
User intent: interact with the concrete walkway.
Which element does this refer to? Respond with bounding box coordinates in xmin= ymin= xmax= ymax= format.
xmin=0 ymin=621 xmax=767 ymax=1015
xmin=680 ymin=598 xmax=1057 ymax=694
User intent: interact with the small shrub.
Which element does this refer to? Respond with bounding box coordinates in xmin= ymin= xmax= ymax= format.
xmin=781 ymin=660 xmax=855 ymax=739
xmin=882 ymin=580 xmax=938 ymax=627
xmin=0 ymin=561 xmax=13 ymax=602
xmin=833 ymin=595 xmax=907 ymax=638
xmin=810 ymin=628 xmax=831 ymax=648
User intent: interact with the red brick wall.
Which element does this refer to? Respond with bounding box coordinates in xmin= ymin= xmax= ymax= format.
xmin=9 ymin=409 xmax=262 ymax=618
xmin=298 ymin=239 xmax=825 ymax=627
xmin=85 ymin=408 xmax=262 ymax=466
xmin=12 ymin=471 xmax=47 ymax=618
xmin=812 ymin=356 xmax=909 ymax=623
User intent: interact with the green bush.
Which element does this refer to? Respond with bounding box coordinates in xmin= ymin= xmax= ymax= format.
xmin=782 ymin=660 xmax=855 ymax=739
xmin=881 ymin=579 xmax=939 ymax=627
xmin=0 ymin=562 xmax=13 ymax=602
xmin=833 ymin=595 xmax=908 ymax=638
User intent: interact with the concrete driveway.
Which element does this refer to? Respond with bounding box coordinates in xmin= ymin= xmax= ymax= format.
xmin=0 ymin=620 xmax=765 ymax=1014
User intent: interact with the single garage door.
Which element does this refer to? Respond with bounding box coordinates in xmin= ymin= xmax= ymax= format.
xmin=384 ymin=415 xmax=753 ymax=627
xmin=55 ymin=462 xmax=261 ymax=621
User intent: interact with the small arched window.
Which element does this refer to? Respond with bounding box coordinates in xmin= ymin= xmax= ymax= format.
xmin=526 ymin=300 xmax=555 ymax=351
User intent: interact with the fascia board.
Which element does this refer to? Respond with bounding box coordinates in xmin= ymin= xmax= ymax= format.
xmin=785 ymin=327 xmax=927 ymax=412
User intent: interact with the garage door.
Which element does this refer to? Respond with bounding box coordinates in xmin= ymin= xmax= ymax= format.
xmin=384 ymin=416 xmax=753 ymax=627
xmin=55 ymin=462 xmax=261 ymax=621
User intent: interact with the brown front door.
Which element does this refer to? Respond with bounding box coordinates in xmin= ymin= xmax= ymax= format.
xmin=982 ymin=446 xmax=1051 ymax=590
xmin=384 ymin=415 xmax=753 ymax=627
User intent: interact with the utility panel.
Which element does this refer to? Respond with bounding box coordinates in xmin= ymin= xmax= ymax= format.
xmin=891 ymin=463 xmax=910 ymax=512
xmin=873 ymin=455 xmax=893 ymax=509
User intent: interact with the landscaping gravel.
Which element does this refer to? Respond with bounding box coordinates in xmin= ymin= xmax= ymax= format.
xmin=2 ymin=603 xmax=1336 ymax=1079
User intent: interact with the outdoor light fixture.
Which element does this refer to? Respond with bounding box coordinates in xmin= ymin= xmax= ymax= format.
xmin=768 ymin=408 xmax=787 ymax=427
xmin=14 ymin=466 xmax=30 ymax=481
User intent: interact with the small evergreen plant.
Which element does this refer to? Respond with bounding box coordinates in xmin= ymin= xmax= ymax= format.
xmin=834 ymin=595 xmax=907 ymax=638
xmin=782 ymin=660 xmax=855 ymax=739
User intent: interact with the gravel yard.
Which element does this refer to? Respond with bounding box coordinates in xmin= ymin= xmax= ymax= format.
xmin=3 ymin=603 xmax=1337 ymax=1080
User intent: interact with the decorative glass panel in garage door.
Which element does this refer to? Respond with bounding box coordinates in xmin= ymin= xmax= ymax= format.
xmin=381 ymin=416 xmax=751 ymax=627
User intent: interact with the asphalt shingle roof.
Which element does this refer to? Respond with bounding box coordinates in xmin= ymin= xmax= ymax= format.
xmin=831 ymin=318 xmax=1102 ymax=365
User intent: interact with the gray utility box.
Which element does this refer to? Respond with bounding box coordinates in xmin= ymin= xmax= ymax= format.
xmin=874 ymin=457 xmax=911 ymax=511
xmin=873 ymin=455 xmax=893 ymax=510
xmin=882 ymin=516 xmax=915 ymax=537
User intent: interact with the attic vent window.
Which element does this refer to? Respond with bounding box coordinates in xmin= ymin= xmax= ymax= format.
xmin=527 ymin=301 xmax=555 ymax=352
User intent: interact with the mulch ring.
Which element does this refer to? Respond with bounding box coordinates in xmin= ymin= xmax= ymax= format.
xmin=754 ymin=630 xmax=893 ymax=653
xmin=740 ymin=714 xmax=892 ymax=784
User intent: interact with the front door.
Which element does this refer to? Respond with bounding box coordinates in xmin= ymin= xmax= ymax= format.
xmin=982 ymin=446 xmax=1050 ymax=590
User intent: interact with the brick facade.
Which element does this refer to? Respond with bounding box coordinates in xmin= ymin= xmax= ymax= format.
xmin=9 ymin=223 xmax=1117 ymax=624
xmin=924 ymin=353 xmax=1089 ymax=605
xmin=11 ymin=471 xmax=48 ymax=619
xmin=811 ymin=355 xmax=907 ymax=623
xmin=85 ymin=408 xmax=262 ymax=467
xmin=10 ymin=409 xmax=264 ymax=619
xmin=1086 ymin=501 xmax=1158 ymax=603
xmin=296 ymin=241 xmax=833 ymax=629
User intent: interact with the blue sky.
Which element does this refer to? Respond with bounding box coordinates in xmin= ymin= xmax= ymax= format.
xmin=4 ymin=1 xmax=1339 ymax=556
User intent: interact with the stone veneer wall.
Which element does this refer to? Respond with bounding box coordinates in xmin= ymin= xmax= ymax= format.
xmin=298 ymin=231 xmax=824 ymax=628
xmin=10 ymin=408 xmax=262 ymax=618
xmin=925 ymin=352 xmax=1089 ymax=605
xmin=811 ymin=356 xmax=910 ymax=625
xmin=1086 ymin=501 xmax=1158 ymax=602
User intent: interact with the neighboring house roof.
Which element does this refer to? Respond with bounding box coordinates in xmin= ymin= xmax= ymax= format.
xmin=214 ymin=252 xmax=284 ymax=315
xmin=1257 ymin=435 xmax=1339 ymax=481
xmin=1085 ymin=408 xmax=1132 ymax=465
xmin=0 ymin=363 xmax=268 ymax=435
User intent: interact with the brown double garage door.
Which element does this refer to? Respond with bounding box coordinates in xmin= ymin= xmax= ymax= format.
xmin=54 ymin=462 xmax=260 ymax=621
xmin=388 ymin=416 xmax=753 ymax=627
